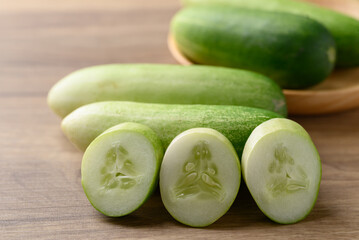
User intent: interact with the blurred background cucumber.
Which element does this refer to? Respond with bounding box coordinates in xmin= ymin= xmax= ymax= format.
xmin=183 ymin=0 xmax=359 ymax=68
xmin=171 ymin=6 xmax=336 ymax=89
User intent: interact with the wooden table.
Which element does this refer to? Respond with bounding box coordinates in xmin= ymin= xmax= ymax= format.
xmin=1 ymin=0 xmax=358 ymax=239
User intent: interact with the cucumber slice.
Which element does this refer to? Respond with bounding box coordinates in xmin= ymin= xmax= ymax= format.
xmin=242 ymin=118 xmax=321 ymax=224
xmin=81 ymin=122 xmax=163 ymax=217
xmin=160 ymin=128 xmax=241 ymax=227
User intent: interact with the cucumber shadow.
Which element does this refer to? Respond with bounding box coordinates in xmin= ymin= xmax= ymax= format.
xmin=99 ymin=188 xmax=172 ymax=228
xmin=208 ymin=181 xmax=333 ymax=230
xmin=101 ymin=182 xmax=332 ymax=229
xmin=99 ymin=184 xmax=271 ymax=228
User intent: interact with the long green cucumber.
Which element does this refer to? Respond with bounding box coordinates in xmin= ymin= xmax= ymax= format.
xmin=171 ymin=6 xmax=336 ymax=89
xmin=48 ymin=64 xmax=287 ymax=118
xmin=183 ymin=0 xmax=359 ymax=67
xmin=61 ymin=101 xmax=282 ymax=154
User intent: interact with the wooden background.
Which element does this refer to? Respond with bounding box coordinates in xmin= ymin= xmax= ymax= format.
xmin=1 ymin=0 xmax=358 ymax=239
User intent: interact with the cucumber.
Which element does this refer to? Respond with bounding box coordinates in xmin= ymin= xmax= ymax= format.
xmin=47 ymin=64 xmax=287 ymax=118
xmin=61 ymin=101 xmax=282 ymax=153
xmin=241 ymin=118 xmax=321 ymax=224
xmin=171 ymin=6 xmax=336 ymax=89
xmin=183 ymin=0 xmax=359 ymax=67
xmin=81 ymin=122 xmax=163 ymax=217
xmin=160 ymin=128 xmax=241 ymax=227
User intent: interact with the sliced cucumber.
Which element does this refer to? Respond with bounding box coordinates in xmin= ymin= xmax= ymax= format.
xmin=160 ymin=128 xmax=241 ymax=227
xmin=81 ymin=122 xmax=163 ymax=217
xmin=242 ymin=118 xmax=321 ymax=224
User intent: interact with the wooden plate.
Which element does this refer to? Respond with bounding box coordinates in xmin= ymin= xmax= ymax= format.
xmin=168 ymin=0 xmax=359 ymax=115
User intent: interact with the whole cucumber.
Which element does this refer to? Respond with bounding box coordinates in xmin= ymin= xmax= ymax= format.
xmin=48 ymin=64 xmax=286 ymax=118
xmin=61 ymin=101 xmax=282 ymax=154
xmin=171 ymin=6 xmax=336 ymax=89
xmin=183 ymin=0 xmax=359 ymax=67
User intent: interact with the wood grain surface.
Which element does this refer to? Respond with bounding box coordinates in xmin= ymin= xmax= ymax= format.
xmin=0 ymin=0 xmax=358 ymax=239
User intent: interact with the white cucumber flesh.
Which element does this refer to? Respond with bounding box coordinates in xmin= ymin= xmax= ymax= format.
xmin=81 ymin=122 xmax=163 ymax=217
xmin=160 ymin=128 xmax=241 ymax=227
xmin=242 ymin=118 xmax=321 ymax=224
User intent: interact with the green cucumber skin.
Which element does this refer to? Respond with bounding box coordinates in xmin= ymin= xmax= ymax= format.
xmin=61 ymin=101 xmax=282 ymax=154
xmin=82 ymin=122 xmax=164 ymax=217
xmin=172 ymin=6 xmax=336 ymax=89
xmin=48 ymin=64 xmax=287 ymax=118
xmin=183 ymin=0 xmax=359 ymax=67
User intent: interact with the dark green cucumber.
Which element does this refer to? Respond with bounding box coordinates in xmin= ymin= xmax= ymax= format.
xmin=183 ymin=0 xmax=359 ymax=67
xmin=48 ymin=64 xmax=286 ymax=118
xmin=171 ymin=6 xmax=336 ymax=89
xmin=61 ymin=101 xmax=282 ymax=154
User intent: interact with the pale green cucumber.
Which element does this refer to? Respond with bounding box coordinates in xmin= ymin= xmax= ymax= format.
xmin=81 ymin=122 xmax=163 ymax=217
xmin=61 ymin=101 xmax=282 ymax=153
xmin=183 ymin=0 xmax=359 ymax=67
xmin=47 ymin=64 xmax=287 ymax=118
xmin=160 ymin=128 xmax=241 ymax=227
xmin=242 ymin=118 xmax=321 ymax=224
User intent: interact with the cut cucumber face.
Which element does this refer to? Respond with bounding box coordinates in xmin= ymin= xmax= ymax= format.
xmin=81 ymin=122 xmax=163 ymax=217
xmin=160 ymin=128 xmax=241 ymax=227
xmin=242 ymin=118 xmax=321 ymax=224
